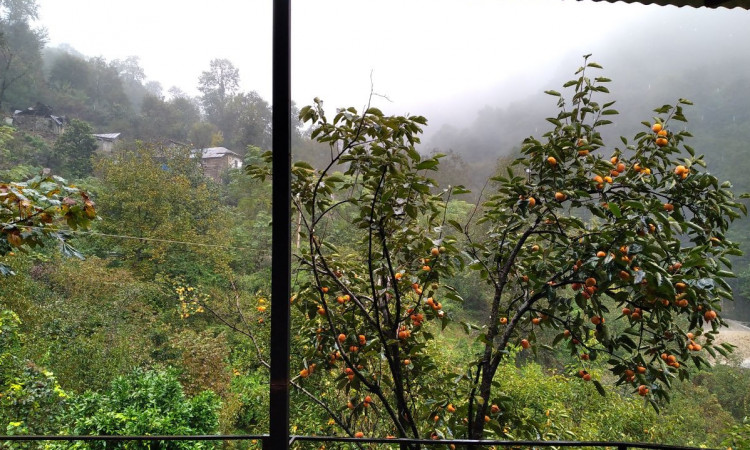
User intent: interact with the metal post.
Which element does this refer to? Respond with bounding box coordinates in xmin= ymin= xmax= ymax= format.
xmin=270 ymin=0 xmax=292 ymax=449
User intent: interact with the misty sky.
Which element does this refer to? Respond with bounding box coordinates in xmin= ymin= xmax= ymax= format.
xmin=37 ymin=1 xmax=750 ymax=130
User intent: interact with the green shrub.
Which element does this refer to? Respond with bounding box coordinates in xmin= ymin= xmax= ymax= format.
xmin=58 ymin=368 xmax=220 ymax=449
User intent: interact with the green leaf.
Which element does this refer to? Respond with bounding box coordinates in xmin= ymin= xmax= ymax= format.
xmin=593 ymin=380 xmax=606 ymax=396
xmin=607 ymin=203 xmax=622 ymax=218
xmin=448 ymin=220 xmax=464 ymax=232
xmin=416 ymin=160 xmax=439 ymax=170
xmin=544 ymin=90 xmax=561 ymax=97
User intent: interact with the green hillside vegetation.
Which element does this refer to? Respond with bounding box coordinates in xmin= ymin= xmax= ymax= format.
xmin=2 ymin=1 xmax=750 ymax=448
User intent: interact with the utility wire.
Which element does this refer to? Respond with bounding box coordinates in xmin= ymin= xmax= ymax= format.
xmin=21 ymin=226 xmax=271 ymax=252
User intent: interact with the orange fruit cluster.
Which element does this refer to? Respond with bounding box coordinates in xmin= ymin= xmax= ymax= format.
xmin=674 ymin=165 xmax=690 ymax=180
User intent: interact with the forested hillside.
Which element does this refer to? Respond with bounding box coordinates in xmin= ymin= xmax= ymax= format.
xmin=2 ymin=1 xmax=750 ymax=448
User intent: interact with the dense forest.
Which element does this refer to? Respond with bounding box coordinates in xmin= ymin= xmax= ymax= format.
xmin=2 ymin=1 xmax=750 ymax=449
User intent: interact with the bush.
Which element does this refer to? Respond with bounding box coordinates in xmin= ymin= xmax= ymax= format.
xmin=693 ymin=364 xmax=750 ymax=421
xmin=58 ymin=368 xmax=220 ymax=449
xmin=1 ymin=310 xmax=69 ymax=445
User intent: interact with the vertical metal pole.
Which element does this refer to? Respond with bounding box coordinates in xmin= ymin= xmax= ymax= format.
xmin=270 ymin=0 xmax=291 ymax=449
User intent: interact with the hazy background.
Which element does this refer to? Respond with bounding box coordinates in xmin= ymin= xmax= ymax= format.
xmin=35 ymin=1 xmax=651 ymax=128
xmin=26 ymin=1 xmax=750 ymax=318
xmin=36 ymin=1 xmax=750 ymax=145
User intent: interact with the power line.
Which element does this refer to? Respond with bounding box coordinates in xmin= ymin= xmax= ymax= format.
xmin=25 ymin=226 xmax=271 ymax=252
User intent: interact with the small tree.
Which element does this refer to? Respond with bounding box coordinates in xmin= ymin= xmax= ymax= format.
xmin=463 ymin=56 xmax=746 ymax=438
xmin=250 ymin=99 xmax=465 ymax=442
xmin=246 ymin=58 xmax=746 ymax=443
xmin=53 ymin=119 xmax=98 ymax=178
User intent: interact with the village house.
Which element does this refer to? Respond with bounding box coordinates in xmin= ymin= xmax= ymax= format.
xmin=92 ymin=133 xmax=121 ymax=153
xmin=192 ymin=147 xmax=243 ymax=182
xmin=11 ymin=103 xmax=67 ymax=137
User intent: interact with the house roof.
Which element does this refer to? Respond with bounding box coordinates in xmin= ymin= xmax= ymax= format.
xmin=194 ymin=147 xmax=241 ymax=159
xmin=583 ymin=0 xmax=750 ymax=8
xmin=92 ymin=133 xmax=121 ymax=141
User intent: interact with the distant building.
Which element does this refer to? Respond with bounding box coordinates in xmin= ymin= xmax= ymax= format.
xmin=11 ymin=103 xmax=67 ymax=136
xmin=92 ymin=133 xmax=121 ymax=153
xmin=192 ymin=147 xmax=243 ymax=182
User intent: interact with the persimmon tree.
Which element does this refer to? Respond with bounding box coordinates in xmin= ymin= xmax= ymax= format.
xmin=463 ymin=56 xmax=746 ymax=439
xmin=1 ymin=173 xmax=96 ymax=276
xmin=246 ymin=57 xmax=746 ymax=443
xmin=250 ymin=98 xmax=466 ymax=442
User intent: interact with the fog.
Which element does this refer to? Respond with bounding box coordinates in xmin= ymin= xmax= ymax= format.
xmin=38 ymin=1 xmax=750 ymax=155
xmin=37 ymin=1 xmax=645 ymax=125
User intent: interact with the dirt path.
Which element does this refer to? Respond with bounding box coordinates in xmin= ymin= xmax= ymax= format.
xmin=709 ymin=319 xmax=750 ymax=368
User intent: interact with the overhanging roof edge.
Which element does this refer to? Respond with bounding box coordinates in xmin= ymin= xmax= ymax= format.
xmin=581 ymin=0 xmax=750 ymax=9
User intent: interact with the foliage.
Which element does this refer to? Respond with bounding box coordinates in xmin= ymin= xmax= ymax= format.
xmin=244 ymin=58 xmax=747 ymax=442
xmin=222 ymin=370 xmax=269 ymax=434
xmin=170 ymin=329 xmax=230 ymax=397
xmin=25 ymin=257 xmax=167 ymax=392
xmin=92 ymin=142 xmax=233 ymax=283
xmin=56 ymin=368 xmax=220 ymax=449
xmin=1 ymin=172 xmax=96 ymax=276
xmin=138 ymin=93 xmax=201 ymax=143
xmin=0 ymin=128 xmax=53 ymax=173
xmin=461 ymin=56 xmax=746 ymax=437
xmin=0 ymin=0 xmax=45 ymax=110
xmin=249 ymin=97 xmax=467 ymax=440
xmin=53 ymin=119 xmax=98 ymax=178
xmin=1 ymin=309 xmax=69 ymax=443
xmin=723 ymin=418 xmax=750 ymax=450
xmin=693 ymin=363 xmax=750 ymax=421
